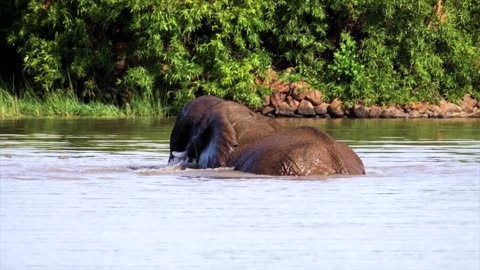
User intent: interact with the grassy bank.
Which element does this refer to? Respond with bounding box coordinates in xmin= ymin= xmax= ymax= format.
xmin=0 ymin=84 xmax=164 ymax=118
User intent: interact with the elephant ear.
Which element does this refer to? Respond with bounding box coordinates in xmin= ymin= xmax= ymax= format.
xmin=187 ymin=109 xmax=238 ymax=168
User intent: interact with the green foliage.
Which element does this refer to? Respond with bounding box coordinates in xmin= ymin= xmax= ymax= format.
xmin=327 ymin=32 xmax=366 ymax=106
xmin=323 ymin=0 xmax=480 ymax=106
xmin=5 ymin=0 xmax=480 ymax=115
xmin=0 ymin=87 xmax=20 ymax=118
xmin=128 ymin=0 xmax=274 ymax=109
xmin=266 ymin=0 xmax=329 ymax=78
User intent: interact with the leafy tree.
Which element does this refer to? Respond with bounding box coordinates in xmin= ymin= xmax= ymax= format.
xmin=5 ymin=0 xmax=479 ymax=113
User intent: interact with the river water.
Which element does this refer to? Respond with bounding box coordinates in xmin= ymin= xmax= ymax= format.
xmin=0 ymin=118 xmax=479 ymax=270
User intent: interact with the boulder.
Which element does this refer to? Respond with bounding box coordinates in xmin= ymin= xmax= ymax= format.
xmin=305 ymin=90 xmax=323 ymax=105
xmin=261 ymin=106 xmax=275 ymax=115
xmin=275 ymin=102 xmax=295 ymax=116
xmin=440 ymin=101 xmax=462 ymax=114
xmin=408 ymin=109 xmax=421 ymax=118
xmin=270 ymin=92 xmax=286 ymax=106
xmin=291 ymin=81 xmax=310 ymax=100
xmin=462 ymin=94 xmax=477 ymax=113
xmin=297 ymin=99 xmax=316 ymax=116
xmin=380 ymin=105 xmax=408 ymax=118
xmin=286 ymin=96 xmax=300 ymax=111
xmin=468 ymin=109 xmax=480 ymax=118
xmin=352 ymin=104 xmax=368 ymax=118
xmin=426 ymin=104 xmax=443 ymax=118
xmin=368 ymin=105 xmax=382 ymax=118
xmin=451 ymin=112 xmax=469 ymax=118
xmin=314 ymin=103 xmax=329 ymax=115
xmin=270 ymin=79 xmax=290 ymax=94
xmin=327 ymin=98 xmax=345 ymax=117
xmin=410 ymin=102 xmax=427 ymax=114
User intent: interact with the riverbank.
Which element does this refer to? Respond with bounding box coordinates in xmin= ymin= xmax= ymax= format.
xmin=261 ymin=94 xmax=480 ymax=119
xmin=2 ymin=84 xmax=478 ymax=119
xmin=258 ymin=75 xmax=480 ymax=119
xmin=0 ymin=89 xmax=164 ymax=119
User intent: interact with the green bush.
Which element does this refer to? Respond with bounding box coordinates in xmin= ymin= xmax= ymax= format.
xmin=5 ymin=0 xmax=479 ymax=114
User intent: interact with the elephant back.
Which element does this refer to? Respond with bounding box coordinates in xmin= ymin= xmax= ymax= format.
xmin=232 ymin=126 xmax=365 ymax=176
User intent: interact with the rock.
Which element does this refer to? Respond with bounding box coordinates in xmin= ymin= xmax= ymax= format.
xmin=352 ymin=104 xmax=368 ymax=118
xmin=286 ymin=96 xmax=300 ymax=111
xmin=368 ymin=105 xmax=382 ymax=118
xmin=297 ymin=99 xmax=316 ymax=116
xmin=451 ymin=112 xmax=469 ymax=118
xmin=410 ymin=102 xmax=427 ymax=114
xmin=440 ymin=101 xmax=462 ymax=114
xmin=270 ymin=92 xmax=286 ymax=106
xmin=408 ymin=109 xmax=421 ymax=118
xmin=468 ymin=108 xmax=480 ymax=118
xmin=305 ymin=90 xmax=323 ymax=105
xmin=291 ymin=82 xmax=323 ymax=105
xmin=443 ymin=112 xmax=453 ymax=118
xmin=428 ymin=104 xmax=442 ymax=113
xmin=270 ymin=79 xmax=290 ymax=94
xmin=379 ymin=108 xmax=390 ymax=118
xmin=314 ymin=103 xmax=329 ymax=115
xmin=262 ymin=106 xmax=275 ymax=115
xmin=291 ymin=82 xmax=310 ymax=100
xmin=275 ymin=102 xmax=295 ymax=116
xmin=327 ymin=98 xmax=344 ymax=117
xmin=380 ymin=105 xmax=408 ymax=118
xmin=462 ymin=94 xmax=477 ymax=113
xmin=426 ymin=105 xmax=443 ymax=118
xmin=264 ymin=95 xmax=271 ymax=106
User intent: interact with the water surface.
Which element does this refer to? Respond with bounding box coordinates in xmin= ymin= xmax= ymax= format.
xmin=1 ymin=118 xmax=479 ymax=270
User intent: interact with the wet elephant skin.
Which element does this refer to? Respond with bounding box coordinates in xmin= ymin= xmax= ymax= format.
xmin=231 ymin=126 xmax=365 ymax=176
xmin=169 ymin=96 xmax=365 ymax=176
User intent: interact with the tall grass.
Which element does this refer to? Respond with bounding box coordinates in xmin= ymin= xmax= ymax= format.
xmin=0 ymin=82 xmax=165 ymax=118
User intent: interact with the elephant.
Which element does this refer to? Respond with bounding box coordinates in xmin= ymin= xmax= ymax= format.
xmin=169 ymin=95 xmax=283 ymax=167
xmin=168 ymin=96 xmax=365 ymax=176
xmin=231 ymin=126 xmax=365 ymax=176
xmin=169 ymin=95 xmax=224 ymax=164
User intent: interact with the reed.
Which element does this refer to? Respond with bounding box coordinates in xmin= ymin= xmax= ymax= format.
xmin=0 ymin=82 xmax=164 ymax=118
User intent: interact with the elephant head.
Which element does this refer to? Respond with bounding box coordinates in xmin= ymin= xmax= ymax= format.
xmin=168 ymin=96 xmax=282 ymax=166
xmin=185 ymin=100 xmax=283 ymax=168
xmin=168 ymin=95 xmax=224 ymax=164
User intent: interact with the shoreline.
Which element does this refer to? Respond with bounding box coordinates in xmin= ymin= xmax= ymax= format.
xmin=258 ymin=96 xmax=480 ymax=119
xmin=257 ymin=78 xmax=480 ymax=119
xmin=1 ymin=87 xmax=479 ymax=119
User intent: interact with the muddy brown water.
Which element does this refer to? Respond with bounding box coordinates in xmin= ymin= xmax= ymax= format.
xmin=1 ymin=118 xmax=479 ymax=270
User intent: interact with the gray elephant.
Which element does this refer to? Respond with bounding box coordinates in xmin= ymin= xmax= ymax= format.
xmin=231 ymin=126 xmax=365 ymax=175
xmin=169 ymin=95 xmax=282 ymax=166
xmin=169 ymin=95 xmax=224 ymax=164
xmin=169 ymin=96 xmax=365 ymax=176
